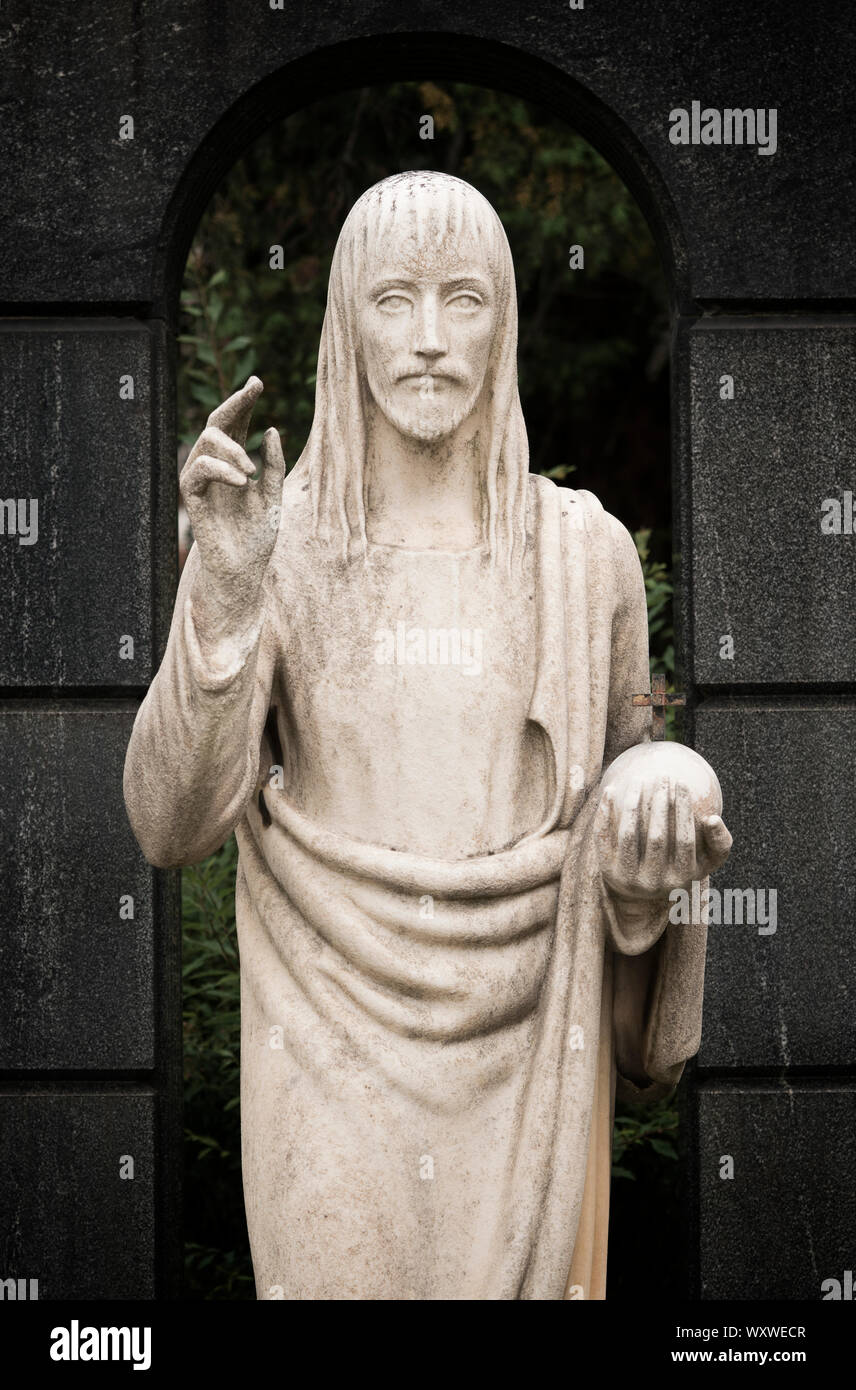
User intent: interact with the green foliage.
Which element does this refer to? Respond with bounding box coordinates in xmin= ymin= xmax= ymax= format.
xmin=635 ymin=527 xmax=675 ymax=681
xmin=179 ymin=264 xmax=266 ymax=451
xmin=182 ymin=836 xmax=254 ymax=1299
xmin=611 ymin=1098 xmax=679 ymax=1181
xmin=635 ymin=525 xmax=680 ymax=739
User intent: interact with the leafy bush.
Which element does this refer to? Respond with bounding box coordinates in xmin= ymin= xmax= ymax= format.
xmin=182 ymin=836 xmax=251 ymax=1299
xmin=612 ymin=1097 xmax=679 ymax=1180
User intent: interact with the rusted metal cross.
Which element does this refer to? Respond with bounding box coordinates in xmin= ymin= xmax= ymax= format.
xmin=631 ymin=672 xmax=686 ymax=741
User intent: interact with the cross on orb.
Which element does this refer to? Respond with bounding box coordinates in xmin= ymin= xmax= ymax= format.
xmin=631 ymin=672 xmax=686 ymax=741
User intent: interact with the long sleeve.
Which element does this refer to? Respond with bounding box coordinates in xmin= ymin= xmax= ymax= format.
xmin=123 ymin=542 xmax=276 ymax=867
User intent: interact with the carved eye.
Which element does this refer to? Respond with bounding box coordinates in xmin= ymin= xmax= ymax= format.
xmin=377 ymin=293 xmax=412 ymax=312
xmin=447 ymin=292 xmax=483 ymax=311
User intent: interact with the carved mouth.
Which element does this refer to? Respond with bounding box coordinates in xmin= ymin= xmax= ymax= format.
xmin=398 ymin=374 xmax=458 ymax=389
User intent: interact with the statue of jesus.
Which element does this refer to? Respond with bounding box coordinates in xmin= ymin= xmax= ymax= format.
xmin=124 ymin=171 xmax=732 ymax=1300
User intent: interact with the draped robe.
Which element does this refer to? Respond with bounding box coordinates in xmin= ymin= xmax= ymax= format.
xmin=124 ymin=470 xmax=708 ymax=1301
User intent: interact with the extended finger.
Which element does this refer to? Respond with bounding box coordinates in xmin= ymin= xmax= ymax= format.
xmin=186 ymin=425 xmax=255 ymax=476
xmin=617 ymin=779 xmax=643 ymax=869
xmin=181 ymin=455 xmax=249 ymax=499
xmin=641 ymin=776 xmax=670 ymax=877
xmin=672 ymin=779 xmax=697 ymax=881
xmin=700 ymin=814 xmax=733 ymax=872
xmin=206 ymin=375 xmax=264 ymax=448
xmin=260 ymin=427 xmax=286 ymax=508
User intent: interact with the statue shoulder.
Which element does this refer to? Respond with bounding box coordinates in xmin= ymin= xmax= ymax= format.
xmin=600 ymin=506 xmax=642 ymax=579
xmin=527 ymin=474 xmax=640 ymax=588
xmin=526 ymin=473 xmax=612 ymax=536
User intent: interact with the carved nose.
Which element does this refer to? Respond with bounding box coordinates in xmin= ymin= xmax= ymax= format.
xmin=413 ymin=298 xmax=446 ymax=358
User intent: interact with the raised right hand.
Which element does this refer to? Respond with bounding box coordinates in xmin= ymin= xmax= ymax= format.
xmin=180 ymin=377 xmax=285 ymax=615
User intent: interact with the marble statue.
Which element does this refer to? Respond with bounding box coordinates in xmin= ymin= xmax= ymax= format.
xmin=124 ymin=171 xmax=732 ymax=1300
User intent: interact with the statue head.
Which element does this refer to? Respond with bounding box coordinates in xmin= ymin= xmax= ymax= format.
xmin=295 ymin=171 xmax=529 ymax=568
xmin=353 ymin=174 xmax=503 ymax=447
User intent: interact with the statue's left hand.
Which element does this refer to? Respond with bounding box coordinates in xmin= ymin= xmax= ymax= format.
xmin=595 ymin=775 xmax=732 ymax=902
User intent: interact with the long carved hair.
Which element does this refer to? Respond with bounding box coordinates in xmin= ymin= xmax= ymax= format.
xmin=291 ymin=171 xmax=530 ymax=570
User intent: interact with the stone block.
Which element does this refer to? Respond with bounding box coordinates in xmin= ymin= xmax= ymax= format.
xmin=689 ymin=325 xmax=856 ymax=688
xmin=698 ymin=1086 xmax=856 ymax=1299
xmin=0 ymin=322 xmax=161 ymax=687
xmin=0 ymin=707 xmax=154 ymax=1070
xmin=694 ymin=704 xmax=856 ymax=1069
xmin=0 ymin=1092 xmax=155 ymax=1300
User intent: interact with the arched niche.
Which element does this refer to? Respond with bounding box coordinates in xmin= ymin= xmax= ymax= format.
xmin=154 ymin=34 xmax=690 ymax=323
xmin=165 ymin=37 xmax=690 ymax=1301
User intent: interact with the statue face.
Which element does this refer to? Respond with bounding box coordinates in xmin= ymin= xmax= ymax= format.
xmin=357 ymin=235 xmax=498 ymax=445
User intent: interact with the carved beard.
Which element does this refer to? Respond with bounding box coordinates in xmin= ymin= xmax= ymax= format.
xmin=364 ymin=366 xmax=487 ymax=445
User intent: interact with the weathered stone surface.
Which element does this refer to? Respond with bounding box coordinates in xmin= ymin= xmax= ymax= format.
xmin=698 ymin=1086 xmax=856 ymax=1299
xmin=694 ymin=704 xmax=856 ymax=1069
xmin=0 ymin=707 xmax=154 ymax=1069
xmin=689 ymin=325 xmax=856 ymax=687
xmin=0 ymin=1093 xmax=155 ymax=1299
xmin=0 ymin=322 xmax=160 ymax=687
xmin=0 ymin=1 xmax=853 ymax=305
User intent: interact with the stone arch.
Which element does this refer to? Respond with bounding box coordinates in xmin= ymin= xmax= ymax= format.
xmin=154 ymin=34 xmax=690 ymax=322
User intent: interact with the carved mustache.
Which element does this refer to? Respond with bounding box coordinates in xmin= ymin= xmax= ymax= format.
xmin=394 ymin=368 xmax=468 ymax=384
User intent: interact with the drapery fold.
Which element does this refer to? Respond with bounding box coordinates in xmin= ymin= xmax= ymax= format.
xmin=230 ymin=476 xmax=707 ymax=1299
